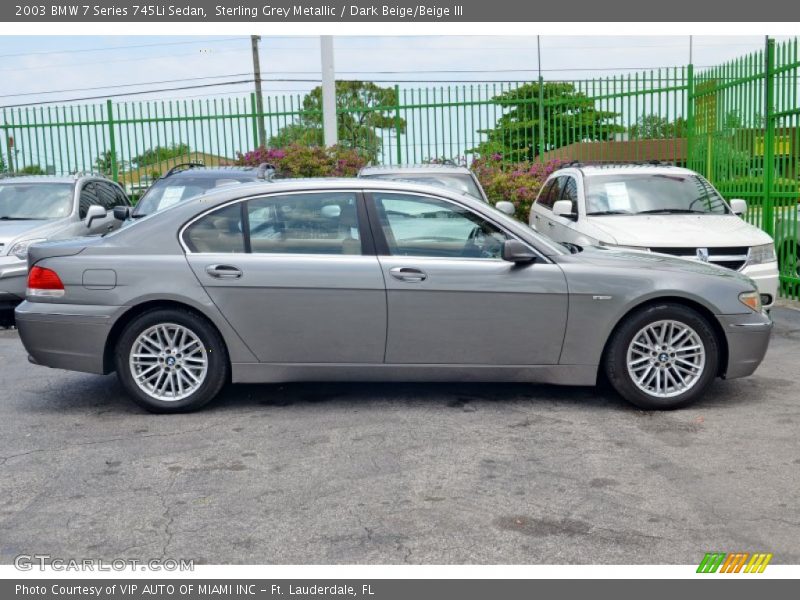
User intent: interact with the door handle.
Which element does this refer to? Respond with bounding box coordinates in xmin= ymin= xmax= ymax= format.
xmin=205 ymin=264 xmax=243 ymax=279
xmin=389 ymin=267 xmax=427 ymax=282
xmin=547 ymin=221 xmax=555 ymax=227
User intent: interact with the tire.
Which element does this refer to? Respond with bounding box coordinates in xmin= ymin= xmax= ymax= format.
xmin=115 ymin=308 xmax=229 ymax=413
xmin=604 ymin=303 xmax=719 ymax=410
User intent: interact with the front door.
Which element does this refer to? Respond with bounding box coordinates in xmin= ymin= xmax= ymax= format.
xmin=366 ymin=191 xmax=568 ymax=366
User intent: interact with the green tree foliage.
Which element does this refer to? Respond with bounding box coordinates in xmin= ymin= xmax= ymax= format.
xmin=94 ymin=150 xmax=125 ymax=176
xmin=18 ymin=164 xmax=45 ymax=175
xmin=131 ymin=143 xmax=190 ymax=168
xmin=268 ymin=81 xmax=406 ymax=162
xmin=629 ymin=114 xmax=687 ymax=139
xmin=470 ymin=82 xmax=625 ymax=162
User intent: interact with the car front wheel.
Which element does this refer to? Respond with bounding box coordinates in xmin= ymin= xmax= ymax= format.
xmin=115 ymin=308 xmax=229 ymax=413
xmin=604 ymin=303 xmax=719 ymax=410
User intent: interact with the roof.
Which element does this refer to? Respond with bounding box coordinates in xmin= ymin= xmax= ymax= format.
xmin=161 ymin=165 xmax=266 ymax=179
xmin=563 ymin=163 xmax=697 ymax=177
xmin=0 ymin=173 xmax=106 ymax=185
xmin=359 ymin=164 xmax=472 ymax=176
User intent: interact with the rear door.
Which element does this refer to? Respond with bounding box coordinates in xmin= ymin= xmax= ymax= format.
xmin=184 ymin=190 xmax=387 ymax=364
xmin=366 ymin=190 xmax=568 ymax=366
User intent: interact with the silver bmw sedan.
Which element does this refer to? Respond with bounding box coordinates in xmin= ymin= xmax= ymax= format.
xmin=14 ymin=179 xmax=771 ymax=413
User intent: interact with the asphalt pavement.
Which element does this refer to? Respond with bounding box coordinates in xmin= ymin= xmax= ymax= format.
xmin=0 ymin=307 xmax=799 ymax=564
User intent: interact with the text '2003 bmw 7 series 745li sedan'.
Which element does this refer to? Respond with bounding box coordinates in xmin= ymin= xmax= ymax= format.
xmin=15 ymin=179 xmax=772 ymax=413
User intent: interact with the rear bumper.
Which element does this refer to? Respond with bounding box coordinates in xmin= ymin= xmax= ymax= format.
xmin=741 ymin=261 xmax=779 ymax=307
xmin=718 ymin=310 xmax=773 ymax=379
xmin=14 ymin=300 xmax=121 ymax=374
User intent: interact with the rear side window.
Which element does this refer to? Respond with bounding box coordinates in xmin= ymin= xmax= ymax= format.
xmin=183 ymin=203 xmax=245 ymax=253
xmin=183 ymin=192 xmax=361 ymax=255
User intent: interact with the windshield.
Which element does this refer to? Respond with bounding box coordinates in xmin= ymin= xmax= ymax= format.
xmin=365 ymin=173 xmax=485 ymax=201
xmin=133 ymin=176 xmax=252 ymax=217
xmin=584 ymin=173 xmax=731 ymax=216
xmin=0 ymin=183 xmax=73 ymax=220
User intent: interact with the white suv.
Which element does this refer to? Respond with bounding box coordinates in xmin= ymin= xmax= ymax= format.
xmin=529 ymin=164 xmax=779 ymax=307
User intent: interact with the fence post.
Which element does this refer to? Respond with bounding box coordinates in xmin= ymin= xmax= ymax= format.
xmin=106 ymin=99 xmax=119 ymax=182
xmin=763 ymin=37 xmax=776 ymax=236
xmin=250 ymin=93 xmax=260 ymax=148
xmin=537 ymin=76 xmax=545 ymax=163
xmin=394 ymin=84 xmax=402 ymax=165
xmin=686 ymin=64 xmax=694 ymax=169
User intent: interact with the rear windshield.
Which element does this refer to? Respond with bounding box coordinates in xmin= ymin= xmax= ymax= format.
xmin=363 ymin=172 xmax=485 ymax=202
xmin=133 ymin=175 xmax=255 ymax=217
xmin=0 ymin=183 xmax=73 ymax=220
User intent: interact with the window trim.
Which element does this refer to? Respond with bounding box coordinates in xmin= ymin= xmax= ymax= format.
xmin=363 ymin=189 xmax=543 ymax=261
xmin=179 ymin=189 xmax=375 ymax=257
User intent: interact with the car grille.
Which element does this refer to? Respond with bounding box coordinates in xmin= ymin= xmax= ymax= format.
xmin=649 ymin=246 xmax=749 ymax=271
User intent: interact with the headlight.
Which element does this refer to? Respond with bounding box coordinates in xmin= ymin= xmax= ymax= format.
xmin=8 ymin=238 xmax=47 ymax=261
xmin=747 ymin=243 xmax=776 ymax=265
xmin=739 ymin=291 xmax=762 ymax=312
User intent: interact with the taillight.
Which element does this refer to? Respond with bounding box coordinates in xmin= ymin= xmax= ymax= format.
xmin=27 ymin=266 xmax=65 ymax=298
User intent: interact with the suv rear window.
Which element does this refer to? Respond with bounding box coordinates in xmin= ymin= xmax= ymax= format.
xmin=133 ymin=176 xmax=252 ymax=218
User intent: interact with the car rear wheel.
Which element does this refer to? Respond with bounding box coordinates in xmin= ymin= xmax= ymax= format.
xmin=115 ymin=308 xmax=229 ymax=413
xmin=604 ymin=303 xmax=719 ymax=410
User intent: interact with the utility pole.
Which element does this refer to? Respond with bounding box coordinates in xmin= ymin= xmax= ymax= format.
xmin=689 ymin=35 xmax=693 ymax=65
xmin=251 ymin=35 xmax=266 ymax=148
xmin=320 ymin=35 xmax=338 ymax=147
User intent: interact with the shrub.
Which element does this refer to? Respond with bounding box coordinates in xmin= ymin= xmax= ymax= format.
xmin=471 ymin=155 xmax=563 ymax=218
xmin=235 ymin=144 xmax=368 ymax=178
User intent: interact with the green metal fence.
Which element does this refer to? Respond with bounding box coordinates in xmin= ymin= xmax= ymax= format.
xmin=0 ymin=38 xmax=798 ymax=298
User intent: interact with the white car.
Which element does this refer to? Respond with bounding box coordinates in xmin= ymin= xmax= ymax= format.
xmin=529 ymin=164 xmax=779 ymax=307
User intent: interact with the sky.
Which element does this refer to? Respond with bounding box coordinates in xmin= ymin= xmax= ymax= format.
xmin=0 ymin=35 xmax=793 ymax=108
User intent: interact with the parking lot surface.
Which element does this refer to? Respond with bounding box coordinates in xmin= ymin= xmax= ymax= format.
xmin=1 ymin=307 xmax=799 ymax=565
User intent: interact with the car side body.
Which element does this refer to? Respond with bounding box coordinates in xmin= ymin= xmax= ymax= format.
xmin=15 ymin=179 xmax=771 ymax=412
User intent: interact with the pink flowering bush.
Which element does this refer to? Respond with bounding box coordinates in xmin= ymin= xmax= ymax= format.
xmin=471 ymin=155 xmax=563 ymax=219
xmin=235 ymin=144 xmax=368 ymax=178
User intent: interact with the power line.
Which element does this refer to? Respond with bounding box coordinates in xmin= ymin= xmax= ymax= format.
xmin=0 ymin=37 xmax=248 ymax=60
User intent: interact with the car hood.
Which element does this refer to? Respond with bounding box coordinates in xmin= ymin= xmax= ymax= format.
xmin=0 ymin=220 xmax=56 ymax=248
xmin=587 ymin=214 xmax=773 ymax=247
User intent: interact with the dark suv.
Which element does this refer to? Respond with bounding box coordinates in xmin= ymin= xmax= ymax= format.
xmin=127 ymin=163 xmax=274 ymax=220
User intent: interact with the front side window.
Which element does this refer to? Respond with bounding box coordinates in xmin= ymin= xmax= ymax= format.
xmin=0 ymin=183 xmax=73 ymax=220
xmin=584 ymin=173 xmax=730 ymax=215
xmin=78 ymin=182 xmax=99 ymax=219
xmin=373 ymin=192 xmax=508 ymax=259
xmin=561 ymin=176 xmax=579 ymax=213
xmin=537 ymin=177 xmax=564 ymax=210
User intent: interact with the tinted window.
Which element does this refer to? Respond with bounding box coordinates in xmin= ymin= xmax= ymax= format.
xmin=247 ymin=192 xmax=361 ymax=255
xmin=373 ymin=192 xmax=508 ymax=259
xmin=561 ymin=176 xmax=578 ymax=213
xmin=95 ymin=182 xmax=120 ymax=210
xmin=78 ymin=182 xmax=99 ymax=219
xmin=184 ymin=203 xmax=245 ymax=253
xmin=537 ymin=177 xmax=564 ymax=210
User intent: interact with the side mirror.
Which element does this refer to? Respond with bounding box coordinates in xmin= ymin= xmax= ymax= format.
xmin=113 ymin=205 xmax=131 ymax=221
xmin=553 ymin=200 xmax=577 ymax=219
xmin=501 ymin=239 xmax=537 ymax=264
xmin=730 ymin=199 xmax=747 ymax=216
xmin=495 ymin=201 xmax=516 ymax=216
xmin=85 ymin=205 xmax=107 ymax=229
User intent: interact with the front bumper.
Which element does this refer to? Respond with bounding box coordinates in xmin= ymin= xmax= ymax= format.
xmin=14 ymin=300 xmax=122 ymax=374
xmin=741 ymin=261 xmax=779 ymax=308
xmin=718 ymin=310 xmax=773 ymax=380
xmin=0 ymin=255 xmax=27 ymax=310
